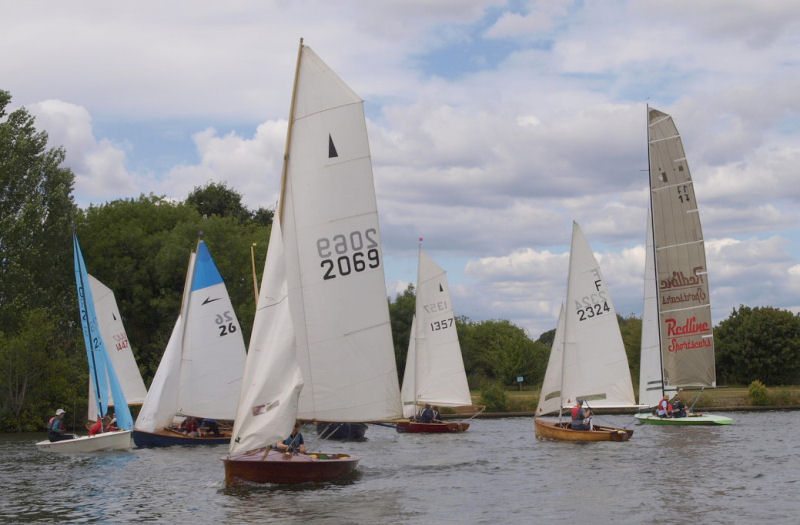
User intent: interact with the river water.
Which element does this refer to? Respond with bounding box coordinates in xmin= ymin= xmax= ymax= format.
xmin=1 ymin=412 xmax=797 ymax=523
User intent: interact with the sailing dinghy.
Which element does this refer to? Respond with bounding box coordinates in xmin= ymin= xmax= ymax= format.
xmin=36 ymin=235 xmax=134 ymax=452
xmin=533 ymin=222 xmax=636 ymax=442
xmin=133 ymin=240 xmax=247 ymax=447
xmin=636 ymin=107 xmax=732 ymax=425
xmin=224 ymin=39 xmax=402 ymax=485
xmin=397 ymin=246 xmax=473 ymax=433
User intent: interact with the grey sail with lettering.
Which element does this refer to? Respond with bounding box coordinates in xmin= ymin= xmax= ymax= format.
xmin=648 ymin=107 xmax=716 ymax=388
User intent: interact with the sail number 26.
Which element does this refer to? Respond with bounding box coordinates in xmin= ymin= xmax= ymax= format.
xmin=216 ymin=310 xmax=238 ymax=336
xmin=317 ymin=229 xmax=380 ymax=280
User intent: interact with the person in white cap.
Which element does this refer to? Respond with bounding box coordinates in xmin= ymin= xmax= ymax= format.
xmin=47 ymin=408 xmax=75 ymax=442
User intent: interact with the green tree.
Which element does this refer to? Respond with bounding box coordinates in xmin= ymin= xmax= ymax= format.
xmin=0 ymin=90 xmax=80 ymax=430
xmin=715 ymin=305 xmax=800 ymax=385
xmin=77 ymin=195 xmax=269 ymax=383
xmin=186 ymin=181 xmax=252 ymax=223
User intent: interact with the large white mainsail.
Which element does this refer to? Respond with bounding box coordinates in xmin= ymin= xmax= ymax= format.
xmin=135 ymin=241 xmax=246 ymax=433
xmin=643 ymin=107 xmax=716 ymax=392
xmin=281 ymin=44 xmax=402 ymax=423
xmin=87 ymin=275 xmax=147 ymax=422
xmin=535 ymin=304 xmax=565 ymax=416
xmin=400 ymin=249 xmax=471 ymax=417
xmin=558 ymin=222 xmax=637 ymax=410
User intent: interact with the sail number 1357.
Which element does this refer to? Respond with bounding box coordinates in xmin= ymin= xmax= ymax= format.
xmin=317 ymin=229 xmax=380 ymax=280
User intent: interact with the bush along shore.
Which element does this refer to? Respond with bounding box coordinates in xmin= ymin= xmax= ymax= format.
xmin=450 ymin=383 xmax=800 ymax=418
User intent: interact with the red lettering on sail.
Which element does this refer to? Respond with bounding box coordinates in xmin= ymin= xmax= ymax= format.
xmin=665 ymin=316 xmax=710 ymax=337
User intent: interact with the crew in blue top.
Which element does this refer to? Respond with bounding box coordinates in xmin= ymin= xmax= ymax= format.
xmin=277 ymin=421 xmax=306 ymax=453
xmin=419 ymin=404 xmax=434 ymax=423
xmin=48 ymin=408 xmax=76 ymax=442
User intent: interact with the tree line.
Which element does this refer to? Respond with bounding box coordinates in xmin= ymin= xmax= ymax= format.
xmin=1 ymin=89 xmax=798 ymax=431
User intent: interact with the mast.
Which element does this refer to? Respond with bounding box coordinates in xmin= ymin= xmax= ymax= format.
xmin=278 ymin=37 xmax=303 ymax=226
xmin=646 ymin=105 xmax=666 ymax=398
xmin=415 ymin=237 xmax=423 ymax=415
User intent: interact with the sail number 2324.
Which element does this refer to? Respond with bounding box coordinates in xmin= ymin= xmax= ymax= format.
xmin=317 ymin=229 xmax=380 ymax=280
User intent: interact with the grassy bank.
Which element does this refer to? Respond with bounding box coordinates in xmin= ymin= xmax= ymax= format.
xmin=465 ymin=385 xmax=800 ymax=414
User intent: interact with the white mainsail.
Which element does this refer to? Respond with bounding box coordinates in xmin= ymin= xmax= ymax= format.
xmin=87 ymin=275 xmax=147 ymax=422
xmin=400 ymin=249 xmax=471 ymax=417
xmin=535 ymin=305 xmax=565 ymax=416
xmin=136 ymin=241 xmax=246 ymax=432
xmin=640 ymin=107 xmax=716 ymax=398
xmin=281 ymin=44 xmax=402 ymax=423
xmin=538 ymin=222 xmax=637 ymax=415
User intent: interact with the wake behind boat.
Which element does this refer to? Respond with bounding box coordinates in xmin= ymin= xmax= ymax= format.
xmin=533 ymin=222 xmax=637 ymax=442
xmin=636 ymin=107 xmax=732 ymax=426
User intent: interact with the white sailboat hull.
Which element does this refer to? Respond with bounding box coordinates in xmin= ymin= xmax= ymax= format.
xmin=35 ymin=430 xmax=132 ymax=453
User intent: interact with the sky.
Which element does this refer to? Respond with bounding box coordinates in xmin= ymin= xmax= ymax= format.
xmin=4 ymin=0 xmax=800 ymax=338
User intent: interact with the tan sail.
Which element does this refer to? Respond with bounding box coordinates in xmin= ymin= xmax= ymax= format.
xmin=647 ymin=107 xmax=716 ymax=388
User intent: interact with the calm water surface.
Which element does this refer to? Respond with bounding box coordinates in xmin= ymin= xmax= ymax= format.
xmin=1 ymin=412 xmax=798 ymax=523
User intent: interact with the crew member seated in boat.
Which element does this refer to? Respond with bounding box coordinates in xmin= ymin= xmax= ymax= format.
xmin=657 ymin=395 xmax=670 ymax=417
xmin=431 ymin=406 xmax=442 ymax=423
xmin=89 ymin=414 xmax=112 ymax=436
xmin=419 ymin=404 xmax=434 ymax=423
xmin=181 ymin=417 xmax=199 ymax=437
xmin=671 ymin=400 xmax=687 ymax=418
xmin=277 ymin=421 xmax=306 ymax=454
xmin=570 ymin=399 xmax=592 ymax=431
xmin=47 ymin=408 xmax=76 ymax=442
xmin=200 ymin=418 xmax=220 ymax=436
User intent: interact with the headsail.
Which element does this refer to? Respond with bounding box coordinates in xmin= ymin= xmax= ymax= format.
xmin=561 ymin=222 xmax=637 ymax=410
xmin=230 ymin=218 xmax=303 ymax=456
xmin=282 ymin=44 xmax=402 ymax=422
xmin=400 ymin=315 xmax=418 ymax=419
xmin=73 ymin=234 xmax=133 ymax=431
xmin=638 ymin=210 xmax=664 ymax=406
xmin=536 ymin=304 xmax=565 ymax=416
xmin=647 ymin=108 xmax=716 ymax=388
xmin=87 ymin=275 xmax=147 ymax=422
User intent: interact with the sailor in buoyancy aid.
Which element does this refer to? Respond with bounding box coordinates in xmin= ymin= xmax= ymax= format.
xmin=570 ymin=399 xmax=592 ymax=431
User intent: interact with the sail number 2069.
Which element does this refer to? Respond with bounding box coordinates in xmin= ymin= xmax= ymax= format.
xmin=317 ymin=229 xmax=380 ymax=280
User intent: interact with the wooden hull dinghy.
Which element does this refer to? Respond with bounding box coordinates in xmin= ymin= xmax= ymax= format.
xmin=224 ymin=448 xmax=359 ymax=485
xmin=634 ymin=412 xmax=732 ymax=425
xmin=534 ymin=419 xmax=632 ymax=442
xmin=395 ymin=421 xmax=469 ymax=433
xmin=36 ymin=430 xmax=132 ymax=453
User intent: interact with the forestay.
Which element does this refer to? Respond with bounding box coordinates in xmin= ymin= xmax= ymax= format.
xmin=282 ymin=44 xmax=402 ymax=422
xmin=648 ymin=108 xmax=716 ymax=388
xmin=560 ymin=222 xmax=637 ymax=410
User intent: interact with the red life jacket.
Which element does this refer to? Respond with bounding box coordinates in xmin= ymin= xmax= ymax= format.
xmin=571 ymin=405 xmax=580 ymax=420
